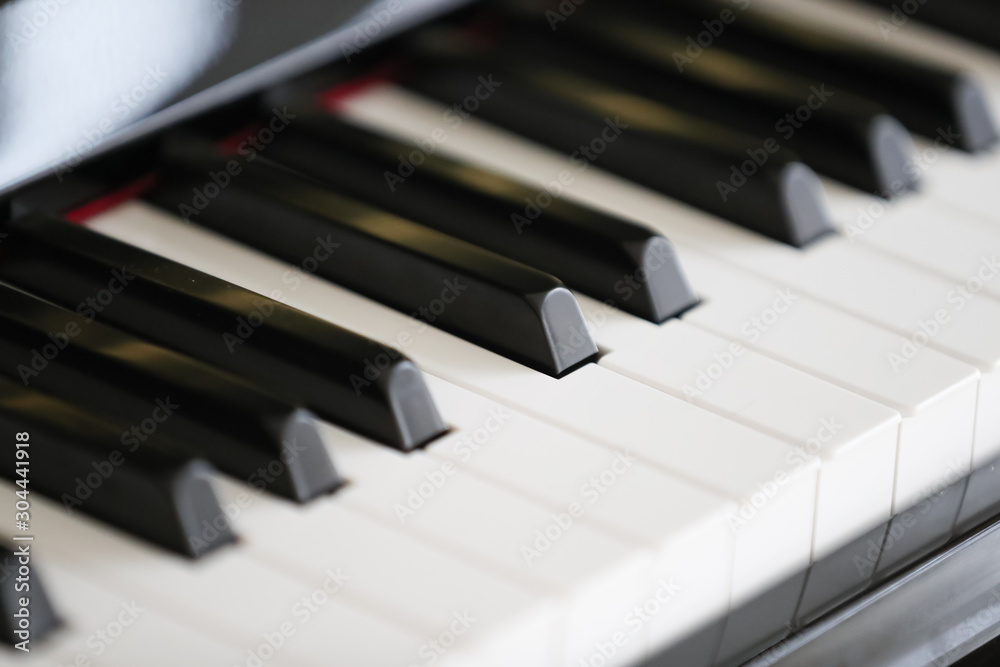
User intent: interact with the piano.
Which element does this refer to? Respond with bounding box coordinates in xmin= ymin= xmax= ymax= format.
xmin=1 ymin=0 xmax=999 ymax=665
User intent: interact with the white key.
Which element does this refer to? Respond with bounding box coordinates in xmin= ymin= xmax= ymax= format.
xmin=667 ymin=230 xmax=1000 ymax=474
xmin=419 ymin=374 xmax=735 ymax=655
xmin=677 ymin=246 xmax=980 ymax=510
xmin=320 ymin=428 xmax=655 ymax=667
xmin=21 ymin=567 xmax=249 ymax=667
xmin=7 ymin=482 xmax=434 ymax=667
xmin=823 ymin=180 xmax=1000 ymax=301
xmin=323 ymin=84 xmax=996 ymax=483
xmin=577 ymin=293 xmax=900 ymax=560
xmin=89 ymin=202 xmax=818 ymax=619
xmin=216 ymin=480 xmax=559 ymax=667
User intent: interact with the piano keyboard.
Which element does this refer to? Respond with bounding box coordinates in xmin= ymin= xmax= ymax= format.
xmin=3 ymin=0 xmax=1000 ymax=665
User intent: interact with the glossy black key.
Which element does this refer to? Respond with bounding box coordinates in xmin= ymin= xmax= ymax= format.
xmin=0 ymin=377 xmax=235 ymax=557
xmin=617 ymin=0 xmax=998 ymax=152
xmin=0 ymin=543 xmax=60 ymax=646
xmin=0 ymin=285 xmax=338 ymax=502
xmin=394 ymin=29 xmax=833 ymax=247
xmin=494 ymin=5 xmax=918 ymax=196
xmin=0 ymin=213 xmax=447 ymax=451
xmin=258 ymin=106 xmax=698 ymax=322
xmin=149 ymin=145 xmax=598 ymax=376
xmin=859 ymin=0 xmax=1000 ymax=53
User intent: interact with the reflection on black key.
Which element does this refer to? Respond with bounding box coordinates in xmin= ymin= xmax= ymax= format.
xmin=622 ymin=0 xmax=998 ymax=152
xmin=497 ymin=6 xmax=918 ymax=195
xmin=149 ymin=146 xmax=598 ymax=376
xmin=0 ymin=285 xmax=338 ymax=502
xmin=0 ymin=213 xmax=447 ymax=452
xmin=260 ymin=107 xmax=698 ymax=323
xmin=395 ymin=30 xmax=833 ymax=247
xmin=0 ymin=543 xmax=60 ymax=646
xmin=0 ymin=377 xmax=234 ymax=557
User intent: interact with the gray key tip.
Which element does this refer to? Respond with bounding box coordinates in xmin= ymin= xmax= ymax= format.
xmin=954 ymin=76 xmax=999 ymax=153
xmin=779 ymin=162 xmax=835 ymax=248
xmin=623 ymin=236 xmax=700 ymax=323
xmin=536 ymin=287 xmax=599 ymax=376
xmin=384 ymin=361 xmax=449 ymax=451
xmin=869 ymin=114 xmax=920 ymax=196
xmin=172 ymin=460 xmax=238 ymax=558
xmin=275 ymin=408 xmax=345 ymax=503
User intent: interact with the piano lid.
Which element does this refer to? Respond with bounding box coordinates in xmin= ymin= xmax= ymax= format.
xmin=0 ymin=0 xmax=471 ymax=196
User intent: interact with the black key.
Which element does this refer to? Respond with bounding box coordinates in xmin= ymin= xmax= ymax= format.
xmin=859 ymin=0 xmax=1000 ymax=53
xmin=619 ymin=0 xmax=998 ymax=152
xmin=0 ymin=285 xmax=338 ymax=502
xmin=258 ymin=104 xmax=698 ymax=322
xmin=0 ymin=543 xmax=60 ymax=647
xmin=496 ymin=5 xmax=918 ymax=196
xmin=0 ymin=377 xmax=235 ymax=557
xmin=149 ymin=144 xmax=599 ymax=376
xmin=394 ymin=29 xmax=833 ymax=247
xmin=0 ymin=213 xmax=447 ymax=451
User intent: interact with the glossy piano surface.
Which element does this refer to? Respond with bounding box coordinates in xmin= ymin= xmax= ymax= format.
xmin=4 ymin=0 xmax=1000 ymax=666
xmin=0 ymin=0 xmax=471 ymax=195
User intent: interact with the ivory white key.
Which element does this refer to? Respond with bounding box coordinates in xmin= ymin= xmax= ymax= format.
xmin=19 ymin=567 xmax=250 ymax=667
xmin=219 ymin=489 xmax=561 ymax=667
xmin=677 ymin=246 xmax=981 ymax=509
xmin=417 ymin=374 xmax=735 ymax=656
xmin=575 ymin=293 xmax=900 ymax=560
xmin=319 ymin=429 xmax=655 ymax=667
xmin=89 ymin=201 xmax=819 ymax=625
xmin=822 ymin=179 xmax=1000 ymax=300
xmin=225 ymin=434 xmax=729 ymax=667
xmin=7 ymin=483 xmax=452 ymax=667
xmin=667 ymin=232 xmax=1000 ymax=474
